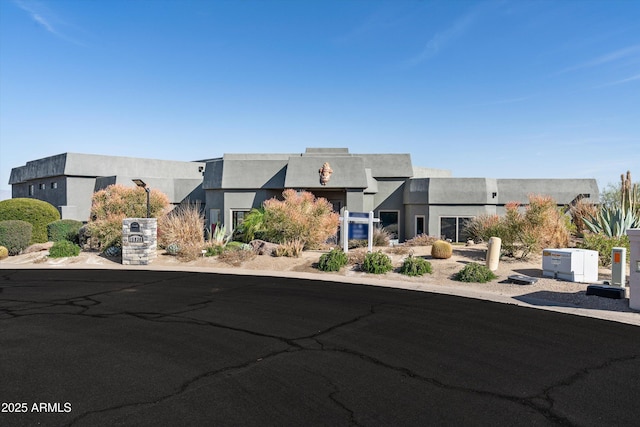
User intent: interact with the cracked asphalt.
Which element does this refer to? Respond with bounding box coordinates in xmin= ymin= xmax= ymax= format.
xmin=1 ymin=269 xmax=640 ymax=426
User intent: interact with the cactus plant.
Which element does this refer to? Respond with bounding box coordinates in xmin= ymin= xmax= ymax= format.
xmin=583 ymin=206 xmax=639 ymax=237
xmin=103 ymin=246 xmax=122 ymax=257
xmin=0 ymin=245 xmax=8 ymax=260
xmin=165 ymin=243 xmax=180 ymax=255
xmin=620 ymin=170 xmax=639 ymax=216
xmin=431 ymin=240 xmax=453 ymax=259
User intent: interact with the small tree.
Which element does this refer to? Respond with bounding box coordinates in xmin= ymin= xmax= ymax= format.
xmin=88 ymin=184 xmax=170 ymax=249
xmin=262 ymin=189 xmax=339 ymax=249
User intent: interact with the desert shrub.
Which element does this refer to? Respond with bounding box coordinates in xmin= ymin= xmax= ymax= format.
xmin=274 ymin=239 xmax=304 ymax=257
xmin=226 ymin=241 xmax=252 ymax=251
xmin=49 ymin=240 xmax=81 ymax=258
xmin=78 ymin=224 xmax=98 ymax=250
xmin=0 ymin=246 xmax=8 ymax=259
xmin=361 ymin=250 xmax=393 ymax=274
xmin=373 ymin=227 xmax=391 ymax=247
xmin=317 ymin=249 xmax=348 ymax=272
xmin=464 ymin=214 xmax=502 ymax=243
xmin=0 ymin=220 xmax=32 ymax=255
xmin=158 ymin=202 xmax=204 ymax=251
xmin=405 ymin=234 xmax=438 ymax=247
xmin=347 ymin=248 xmax=367 ymax=265
xmin=348 ymin=239 xmax=369 ymax=249
xmin=205 ymin=244 xmax=224 ymax=257
xmin=464 ymin=195 xmax=570 ymax=260
xmin=218 ymin=248 xmax=256 ymax=266
xmin=454 ymin=262 xmax=497 ymax=283
xmin=431 ymin=240 xmax=453 ymax=259
xmin=578 ymin=233 xmax=630 ymax=267
xmin=399 ymin=255 xmax=432 ymax=276
xmin=386 ymin=245 xmax=410 ymax=255
xmin=0 ymin=198 xmax=60 ymax=244
xmin=47 ymin=219 xmax=83 ymax=243
xmin=569 ymin=199 xmax=598 ymax=237
xmin=262 ymin=189 xmax=339 ymax=249
xmin=88 ymin=184 xmax=170 ymax=250
xmin=177 ymin=242 xmax=204 ymax=262
xmin=524 ymin=194 xmax=570 ymax=249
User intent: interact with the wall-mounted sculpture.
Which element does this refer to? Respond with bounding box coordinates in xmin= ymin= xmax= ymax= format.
xmin=319 ymin=162 xmax=333 ymax=186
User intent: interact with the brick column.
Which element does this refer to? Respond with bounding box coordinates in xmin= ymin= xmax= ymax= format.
xmin=122 ymin=218 xmax=157 ymax=265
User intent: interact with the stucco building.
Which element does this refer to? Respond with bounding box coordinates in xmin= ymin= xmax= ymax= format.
xmin=9 ymin=148 xmax=599 ymax=243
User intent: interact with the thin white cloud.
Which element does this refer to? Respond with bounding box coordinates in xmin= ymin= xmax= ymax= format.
xmin=12 ymin=0 xmax=83 ymax=45
xmin=405 ymin=11 xmax=476 ymax=66
xmin=596 ymin=73 xmax=640 ymax=88
xmin=559 ymin=44 xmax=640 ymax=74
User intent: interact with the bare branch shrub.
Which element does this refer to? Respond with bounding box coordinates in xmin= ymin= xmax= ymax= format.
xmin=569 ymin=198 xmax=598 ymax=237
xmin=218 ymin=248 xmax=256 ymax=266
xmin=404 ymin=234 xmax=438 ymax=247
xmin=274 ymin=238 xmax=305 ymax=257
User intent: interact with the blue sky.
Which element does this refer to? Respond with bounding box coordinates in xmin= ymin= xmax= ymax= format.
xmin=1 ymin=0 xmax=639 ymax=199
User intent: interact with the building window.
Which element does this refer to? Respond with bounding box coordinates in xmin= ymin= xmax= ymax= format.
xmin=28 ymin=185 xmax=34 ymax=196
xmin=51 ymin=182 xmax=57 ymax=189
xmin=39 ymin=183 xmax=46 ymax=190
xmin=439 ymin=216 xmax=474 ymax=243
xmin=378 ymin=210 xmax=399 ymax=240
xmin=415 ymin=215 xmax=425 ymax=236
xmin=231 ymin=210 xmax=249 ymax=230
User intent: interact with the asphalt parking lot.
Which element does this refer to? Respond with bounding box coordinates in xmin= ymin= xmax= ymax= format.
xmin=1 ymin=268 xmax=640 ymax=426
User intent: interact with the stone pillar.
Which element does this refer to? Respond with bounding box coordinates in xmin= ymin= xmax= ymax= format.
xmin=628 ymin=229 xmax=640 ymax=310
xmin=122 ymin=218 xmax=157 ymax=265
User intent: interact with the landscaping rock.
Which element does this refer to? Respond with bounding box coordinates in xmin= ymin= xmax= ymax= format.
xmin=249 ymin=239 xmax=279 ymax=256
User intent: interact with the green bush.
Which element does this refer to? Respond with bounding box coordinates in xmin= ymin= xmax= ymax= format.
xmin=454 ymin=262 xmax=497 ymax=283
xmin=49 ymin=240 xmax=81 ymax=258
xmin=235 ymin=208 xmax=266 ymax=243
xmin=47 ymin=219 xmax=83 ymax=243
xmin=578 ymin=233 xmax=630 ymax=267
xmin=205 ymin=245 xmax=223 ymax=257
xmin=361 ymin=250 xmax=393 ymax=274
xmin=399 ymin=255 xmax=432 ymax=276
xmin=317 ymin=249 xmax=348 ymax=272
xmin=0 ymin=220 xmax=32 ymax=255
xmin=0 ymin=198 xmax=60 ymax=244
xmin=0 ymin=246 xmax=8 ymax=259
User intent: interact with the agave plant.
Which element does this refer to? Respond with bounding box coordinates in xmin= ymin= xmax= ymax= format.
xmin=211 ymin=224 xmax=233 ymax=247
xmin=582 ymin=206 xmax=640 ymax=237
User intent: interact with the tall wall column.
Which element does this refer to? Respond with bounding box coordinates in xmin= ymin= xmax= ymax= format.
xmin=628 ymin=229 xmax=640 ymax=310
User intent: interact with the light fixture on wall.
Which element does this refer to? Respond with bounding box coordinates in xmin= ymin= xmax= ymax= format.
xmin=132 ymin=179 xmax=150 ymax=218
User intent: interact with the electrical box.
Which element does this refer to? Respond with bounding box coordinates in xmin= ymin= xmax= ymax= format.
xmin=542 ymin=248 xmax=598 ymax=283
xmin=611 ymin=247 xmax=627 ymax=286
